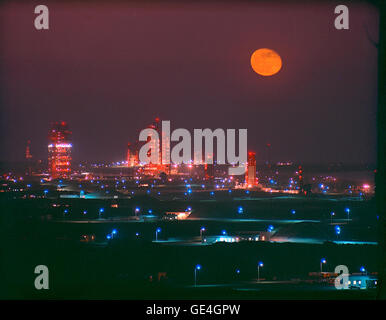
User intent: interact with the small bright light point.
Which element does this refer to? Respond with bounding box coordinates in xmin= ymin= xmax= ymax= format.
xmin=222 ymin=230 xmax=227 ymax=235
xmin=156 ymin=228 xmax=161 ymax=233
xmin=106 ymin=234 xmax=111 ymax=240
xmin=99 ymin=208 xmax=104 ymax=213
xmin=258 ymin=262 xmax=264 ymax=267
xmin=321 ymin=259 xmax=326 ymax=264
xmin=291 ymin=210 xmax=296 ymax=214
xmin=360 ymin=266 xmax=366 ymax=272
xmin=236 ymin=269 xmax=240 ymax=274
xmin=345 ymin=208 xmax=350 ymax=213
xmin=201 ymin=227 xmax=206 ymax=231
xmin=112 ymin=229 xmax=117 ymax=234
xmin=196 ymin=264 xmax=201 ymax=270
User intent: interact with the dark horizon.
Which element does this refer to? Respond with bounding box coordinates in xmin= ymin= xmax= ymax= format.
xmin=0 ymin=1 xmax=379 ymax=165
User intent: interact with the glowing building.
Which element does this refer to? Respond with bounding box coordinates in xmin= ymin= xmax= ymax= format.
xmin=127 ymin=142 xmax=139 ymax=167
xmin=142 ymin=117 xmax=170 ymax=175
xmin=48 ymin=121 xmax=72 ymax=179
xmin=245 ymin=151 xmax=257 ymax=187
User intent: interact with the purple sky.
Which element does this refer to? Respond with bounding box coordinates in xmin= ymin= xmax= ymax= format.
xmin=0 ymin=1 xmax=379 ymax=164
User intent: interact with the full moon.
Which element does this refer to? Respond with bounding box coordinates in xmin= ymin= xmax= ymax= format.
xmin=250 ymin=48 xmax=282 ymax=76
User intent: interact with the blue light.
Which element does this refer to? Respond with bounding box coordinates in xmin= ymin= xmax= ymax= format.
xmin=258 ymin=262 xmax=264 ymax=267
xmin=222 ymin=230 xmax=227 ymax=235
xmin=135 ymin=207 xmax=140 ymax=212
xmin=210 ymin=192 xmax=214 ymax=196
xmin=321 ymin=258 xmax=326 ymax=264
xmin=238 ymin=206 xmax=243 ymax=214
xmin=187 ymin=189 xmax=192 ymax=194
xmin=335 ymin=225 xmax=341 ymax=235
xmin=106 ymin=234 xmax=111 ymax=240
xmin=360 ymin=266 xmax=366 ymax=273
xmin=148 ymin=209 xmax=152 ymax=214
xmin=267 ymin=225 xmax=274 ymax=232
xmin=156 ymin=227 xmax=161 ymax=233
xmin=236 ymin=269 xmax=240 ymax=274
xmin=245 ymin=190 xmax=250 ymax=194
xmin=187 ymin=206 xmax=192 ymax=211
xmin=99 ymin=208 xmax=104 ymax=213
xmin=44 ymin=189 xmax=48 ymax=194
xmin=112 ymin=229 xmax=117 ymax=234
xmin=200 ymin=227 xmax=206 ymax=231
xmin=196 ymin=264 xmax=201 ymax=270
xmin=135 ymin=232 xmax=139 ymax=236
xmin=345 ymin=208 xmax=350 ymax=213
xmin=291 ymin=210 xmax=296 ymax=215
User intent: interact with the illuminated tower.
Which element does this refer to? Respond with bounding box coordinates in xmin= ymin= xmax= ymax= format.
xmin=25 ymin=140 xmax=33 ymax=159
xmin=245 ymin=151 xmax=257 ymax=187
xmin=127 ymin=142 xmax=139 ymax=167
xmin=48 ymin=121 xmax=72 ymax=179
xmin=298 ymin=165 xmax=304 ymax=191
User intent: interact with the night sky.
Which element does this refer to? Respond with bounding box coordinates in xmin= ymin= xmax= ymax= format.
xmin=0 ymin=1 xmax=379 ymax=164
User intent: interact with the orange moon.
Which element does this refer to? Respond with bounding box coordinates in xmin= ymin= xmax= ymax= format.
xmin=250 ymin=48 xmax=282 ymax=76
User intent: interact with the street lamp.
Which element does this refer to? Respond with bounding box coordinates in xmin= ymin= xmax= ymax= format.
xmin=360 ymin=266 xmax=367 ymax=275
xmin=194 ymin=264 xmax=201 ymax=287
xmin=200 ymin=227 xmax=206 ymax=242
xmin=258 ymin=261 xmax=264 ymax=282
xmin=320 ymin=258 xmax=327 ymax=273
xmin=111 ymin=229 xmax=117 ymax=239
xmin=345 ymin=208 xmax=350 ymax=222
xmin=335 ymin=225 xmax=341 ymax=238
xmin=330 ymin=212 xmax=335 ymax=224
xmin=222 ymin=230 xmax=227 ymax=235
xmin=155 ymin=227 xmax=161 ymax=241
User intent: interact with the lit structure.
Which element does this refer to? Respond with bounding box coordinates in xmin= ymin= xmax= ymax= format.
xmin=127 ymin=142 xmax=139 ymax=167
xmin=48 ymin=121 xmax=72 ymax=179
xmin=245 ymin=151 xmax=257 ymax=187
xmin=25 ymin=140 xmax=32 ymax=159
xmin=298 ymin=165 xmax=304 ymax=191
xmin=141 ymin=117 xmax=170 ymax=176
